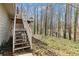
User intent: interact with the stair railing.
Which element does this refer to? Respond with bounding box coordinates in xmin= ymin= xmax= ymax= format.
xmin=21 ymin=4 xmax=32 ymax=49
xmin=13 ymin=4 xmax=17 ymax=53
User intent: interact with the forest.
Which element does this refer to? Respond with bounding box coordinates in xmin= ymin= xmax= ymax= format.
xmin=29 ymin=3 xmax=79 ymax=56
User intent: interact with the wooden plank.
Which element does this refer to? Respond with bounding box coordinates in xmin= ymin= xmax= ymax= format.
xmin=14 ymin=46 xmax=30 ymax=50
xmin=15 ymin=39 xmax=23 ymax=41
xmin=10 ymin=17 xmax=22 ymax=20
xmin=15 ymin=29 xmax=26 ymax=31
xmin=13 ymin=4 xmax=17 ymax=53
xmin=14 ymin=42 xmax=28 ymax=45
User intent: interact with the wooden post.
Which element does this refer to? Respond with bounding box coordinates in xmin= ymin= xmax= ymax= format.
xmin=13 ymin=4 xmax=17 ymax=54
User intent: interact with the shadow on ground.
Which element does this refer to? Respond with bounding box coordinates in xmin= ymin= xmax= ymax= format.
xmin=32 ymin=37 xmax=60 ymax=56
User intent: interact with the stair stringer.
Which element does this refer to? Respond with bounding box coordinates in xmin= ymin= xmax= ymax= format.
xmin=22 ymin=11 xmax=32 ymax=49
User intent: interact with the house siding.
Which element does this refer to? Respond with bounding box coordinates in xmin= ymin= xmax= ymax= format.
xmin=0 ymin=4 xmax=9 ymax=46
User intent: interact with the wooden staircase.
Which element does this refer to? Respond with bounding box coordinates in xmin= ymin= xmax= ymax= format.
xmin=12 ymin=6 xmax=32 ymax=55
xmin=14 ymin=28 xmax=30 ymax=51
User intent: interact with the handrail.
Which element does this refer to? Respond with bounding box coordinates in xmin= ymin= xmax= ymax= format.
xmin=22 ymin=4 xmax=32 ymax=36
xmin=21 ymin=4 xmax=32 ymax=49
xmin=13 ymin=4 xmax=17 ymax=53
xmin=22 ymin=4 xmax=32 ymax=34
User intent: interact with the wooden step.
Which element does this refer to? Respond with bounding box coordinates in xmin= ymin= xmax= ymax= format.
xmin=15 ymin=39 xmax=23 ymax=41
xmin=15 ymin=36 xmax=22 ymax=39
xmin=15 ymin=33 xmax=27 ymax=36
xmin=14 ymin=46 xmax=30 ymax=50
xmin=15 ymin=29 xmax=26 ymax=31
xmin=15 ymin=35 xmax=22 ymax=37
xmin=15 ymin=39 xmax=29 ymax=44
xmin=15 ymin=39 xmax=24 ymax=43
xmin=15 ymin=39 xmax=28 ymax=41
xmin=14 ymin=42 xmax=28 ymax=45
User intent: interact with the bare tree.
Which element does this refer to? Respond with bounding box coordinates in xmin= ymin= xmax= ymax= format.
xmin=34 ymin=7 xmax=36 ymax=34
xmin=74 ymin=4 xmax=78 ymax=41
xmin=40 ymin=7 xmax=43 ymax=34
xmin=63 ymin=4 xmax=67 ymax=39
xmin=45 ymin=6 xmax=48 ymax=36
xmin=68 ymin=4 xmax=72 ymax=40
xmin=37 ymin=8 xmax=39 ymax=34
xmin=48 ymin=4 xmax=53 ymax=36
xmin=58 ymin=11 xmax=61 ymax=37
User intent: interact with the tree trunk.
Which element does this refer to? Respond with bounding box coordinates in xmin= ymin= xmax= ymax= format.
xmin=40 ymin=7 xmax=42 ymax=34
xmin=63 ymin=4 xmax=67 ymax=39
xmin=68 ymin=4 xmax=72 ymax=40
xmin=58 ymin=12 xmax=61 ymax=38
xmin=45 ymin=6 xmax=48 ymax=36
xmin=74 ymin=4 xmax=78 ymax=41
xmin=37 ymin=8 xmax=39 ymax=34
xmin=34 ymin=7 xmax=36 ymax=34
xmin=49 ymin=4 xmax=53 ymax=36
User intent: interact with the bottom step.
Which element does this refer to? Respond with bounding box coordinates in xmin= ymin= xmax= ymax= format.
xmin=14 ymin=46 xmax=30 ymax=50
